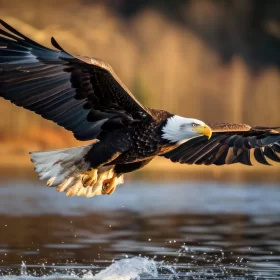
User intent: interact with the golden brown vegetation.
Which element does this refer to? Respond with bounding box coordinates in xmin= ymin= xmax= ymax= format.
xmin=0 ymin=0 xmax=279 ymax=180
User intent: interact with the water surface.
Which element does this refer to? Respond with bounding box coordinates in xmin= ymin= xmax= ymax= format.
xmin=0 ymin=180 xmax=279 ymax=279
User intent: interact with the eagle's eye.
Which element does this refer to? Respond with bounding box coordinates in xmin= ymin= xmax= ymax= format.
xmin=192 ymin=123 xmax=198 ymax=127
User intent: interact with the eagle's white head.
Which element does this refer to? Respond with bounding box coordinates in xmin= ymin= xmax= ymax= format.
xmin=162 ymin=115 xmax=212 ymax=144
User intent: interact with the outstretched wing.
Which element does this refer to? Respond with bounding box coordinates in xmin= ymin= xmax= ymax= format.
xmin=161 ymin=123 xmax=280 ymax=166
xmin=0 ymin=19 xmax=152 ymax=141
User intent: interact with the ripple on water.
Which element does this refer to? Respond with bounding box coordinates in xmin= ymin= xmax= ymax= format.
xmin=1 ymin=181 xmax=280 ymax=279
xmin=1 ymin=247 xmax=280 ymax=280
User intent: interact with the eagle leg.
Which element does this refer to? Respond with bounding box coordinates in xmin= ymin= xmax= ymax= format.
xmin=82 ymin=168 xmax=98 ymax=187
xmin=102 ymin=174 xmax=117 ymax=195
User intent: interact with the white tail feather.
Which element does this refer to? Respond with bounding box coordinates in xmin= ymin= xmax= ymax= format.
xmin=30 ymin=144 xmax=124 ymax=198
xmin=30 ymin=145 xmax=92 ymax=186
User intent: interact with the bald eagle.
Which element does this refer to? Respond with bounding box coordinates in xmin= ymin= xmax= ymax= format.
xmin=0 ymin=20 xmax=280 ymax=198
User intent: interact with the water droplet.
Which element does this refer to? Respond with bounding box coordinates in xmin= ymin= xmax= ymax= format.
xmin=21 ymin=261 xmax=27 ymax=276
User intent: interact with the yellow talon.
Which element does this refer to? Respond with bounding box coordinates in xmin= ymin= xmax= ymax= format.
xmin=102 ymin=174 xmax=117 ymax=195
xmin=82 ymin=168 xmax=97 ymax=187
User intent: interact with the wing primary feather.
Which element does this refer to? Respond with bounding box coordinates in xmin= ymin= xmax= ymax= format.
xmin=180 ymin=136 xmax=227 ymax=164
xmin=51 ymin=37 xmax=69 ymax=54
xmin=264 ymin=146 xmax=280 ymax=163
xmin=273 ymin=143 xmax=280 ymax=153
xmin=15 ymin=79 xmax=71 ymax=106
xmin=213 ymin=145 xmax=229 ymax=165
xmin=163 ymin=136 xmax=208 ymax=159
xmin=62 ymin=110 xmax=89 ymax=130
xmin=2 ymin=75 xmax=70 ymax=104
xmin=56 ymin=105 xmax=87 ymax=129
xmin=1 ymin=66 xmax=65 ymax=83
xmin=45 ymin=98 xmax=84 ymax=120
xmin=254 ymin=148 xmax=270 ymax=165
xmin=234 ymin=148 xmax=252 ymax=165
xmin=181 ymin=140 xmax=220 ymax=164
xmin=195 ymin=145 xmax=222 ymax=165
xmin=0 ymin=49 xmax=29 ymax=56
xmin=31 ymin=88 xmax=74 ymax=112
xmin=0 ymin=19 xmax=54 ymax=52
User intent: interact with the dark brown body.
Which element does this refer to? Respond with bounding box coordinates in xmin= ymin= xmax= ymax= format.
xmin=85 ymin=110 xmax=173 ymax=175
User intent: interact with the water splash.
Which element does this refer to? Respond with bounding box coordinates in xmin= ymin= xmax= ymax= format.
xmin=91 ymin=257 xmax=158 ymax=280
xmin=20 ymin=261 xmax=27 ymax=276
xmin=1 ymin=257 xmax=158 ymax=280
xmin=1 ymin=246 xmax=277 ymax=279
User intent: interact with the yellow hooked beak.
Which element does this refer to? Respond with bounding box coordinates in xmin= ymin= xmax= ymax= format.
xmin=193 ymin=124 xmax=212 ymax=139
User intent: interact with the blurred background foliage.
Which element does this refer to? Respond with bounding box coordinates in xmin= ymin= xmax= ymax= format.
xmin=0 ymin=0 xmax=279 ymax=180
